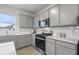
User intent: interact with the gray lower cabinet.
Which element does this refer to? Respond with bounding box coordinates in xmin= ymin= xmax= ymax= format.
xmin=32 ymin=34 xmax=35 ymax=47
xmin=17 ymin=35 xmax=32 ymax=48
xmin=56 ymin=44 xmax=76 ymax=55
xmin=0 ymin=34 xmax=32 ymax=49
xmin=46 ymin=38 xmax=77 ymax=55
xmin=56 ymin=41 xmax=76 ymax=55
xmin=46 ymin=38 xmax=55 ymax=55
xmin=0 ymin=36 xmax=18 ymax=49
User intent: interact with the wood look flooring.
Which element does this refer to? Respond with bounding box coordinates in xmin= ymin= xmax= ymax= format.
xmin=16 ymin=46 xmax=41 ymax=55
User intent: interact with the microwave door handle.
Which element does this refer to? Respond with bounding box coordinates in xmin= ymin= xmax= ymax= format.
xmin=39 ymin=21 xmax=41 ymax=27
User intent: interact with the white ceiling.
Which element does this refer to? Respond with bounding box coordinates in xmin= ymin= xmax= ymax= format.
xmin=7 ymin=4 xmax=50 ymax=14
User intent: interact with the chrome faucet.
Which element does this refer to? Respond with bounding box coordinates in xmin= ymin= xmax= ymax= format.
xmin=6 ymin=30 xmax=8 ymax=35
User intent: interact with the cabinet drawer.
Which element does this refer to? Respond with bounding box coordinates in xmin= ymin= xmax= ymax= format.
xmin=46 ymin=38 xmax=55 ymax=44
xmin=57 ymin=41 xmax=76 ymax=50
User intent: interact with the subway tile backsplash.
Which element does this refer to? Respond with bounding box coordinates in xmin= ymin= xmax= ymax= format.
xmin=35 ymin=26 xmax=79 ymax=40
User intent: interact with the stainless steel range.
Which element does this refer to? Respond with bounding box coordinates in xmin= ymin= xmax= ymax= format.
xmin=35 ymin=33 xmax=52 ymax=55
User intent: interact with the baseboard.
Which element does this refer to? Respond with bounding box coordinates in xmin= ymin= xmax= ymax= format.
xmin=16 ymin=44 xmax=32 ymax=50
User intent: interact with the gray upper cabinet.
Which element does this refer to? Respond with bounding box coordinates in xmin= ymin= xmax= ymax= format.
xmin=77 ymin=5 xmax=79 ymax=16
xmin=49 ymin=5 xmax=59 ymax=26
xmin=33 ymin=11 xmax=48 ymax=28
xmin=19 ymin=14 xmax=26 ymax=28
xmin=19 ymin=14 xmax=32 ymax=28
xmin=33 ymin=15 xmax=40 ymax=27
xmin=60 ymin=4 xmax=77 ymax=26
xmin=33 ymin=4 xmax=78 ymax=27
xmin=26 ymin=15 xmax=32 ymax=28
xmin=40 ymin=11 xmax=48 ymax=21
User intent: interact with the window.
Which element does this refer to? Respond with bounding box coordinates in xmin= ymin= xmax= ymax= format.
xmin=0 ymin=13 xmax=16 ymax=27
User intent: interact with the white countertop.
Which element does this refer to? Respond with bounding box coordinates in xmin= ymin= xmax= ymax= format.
xmin=0 ymin=33 xmax=32 ymax=37
xmin=0 ymin=41 xmax=16 ymax=55
xmin=46 ymin=36 xmax=79 ymax=45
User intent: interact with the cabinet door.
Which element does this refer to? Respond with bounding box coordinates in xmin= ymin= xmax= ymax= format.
xmin=19 ymin=14 xmax=32 ymax=28
xmin=33 ymin=15 xmax=40 ymax=27
xmin=0 ymin=37 xmax=17 ymax=49
xmin=60 ymin=4 xmax=77 ymax=26
xmin=40 ymin=11 xmax=48 ymax=21
xmin=26 ymin=16 xmax=32 ymax=28
xmin=10 ymin=37 xmax=17 ymax=49
xmin=46 ymin=39 xmax=55 ymax=55
xmin=32 ymin=34 xmax=35 ymax=47
xmin=26 ymin=35 xmax=32 ymax=45
xmin=56 ymin=41 xmax=76 ymax=55
xmin=17 ymin=35 xmax=32 ymax=48
xmin=56 ymin=44 xmax=76 ymax=55
xmin=19 ymin=14 xmax=27 ymax=28
xmin=17 ymin=37 xmax=27 ymax=48
xmin=49 ymin=5 xmax=59 ymax=26
xmin=12 ymin=39 xmax=18 ymax=49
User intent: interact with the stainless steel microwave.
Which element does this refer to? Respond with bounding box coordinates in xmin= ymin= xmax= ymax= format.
xmin=39 ymin=18 xmax=50 ymax=27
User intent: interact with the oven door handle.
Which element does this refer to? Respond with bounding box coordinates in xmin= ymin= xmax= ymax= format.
xmin=36 ymin=37 xmax=44 ymax=41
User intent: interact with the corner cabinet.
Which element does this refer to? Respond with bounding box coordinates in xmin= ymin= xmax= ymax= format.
xmin=60 ymin=4 xmax=77 ymax=26
xmin=19 ymin=14 xmax=33 ymax=28
xmin=49 ymin=5 xmax=59 ymax=26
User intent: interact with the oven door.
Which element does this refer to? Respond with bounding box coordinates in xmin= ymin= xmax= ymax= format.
xmin=35 ymin=37 xmax=45 ymax=52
